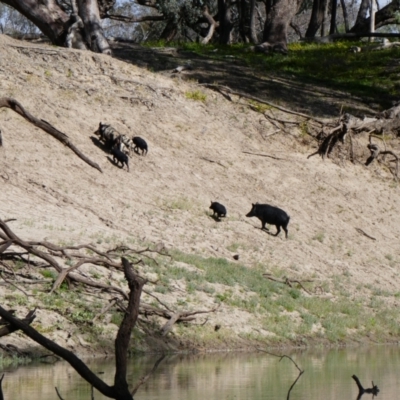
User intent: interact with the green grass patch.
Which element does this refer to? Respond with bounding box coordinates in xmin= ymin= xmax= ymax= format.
xmin=185 ymin=90 xmax=207 ymax=102
xmin=150 ymin=40 xmax=400 ymax=108
xmin=168 ymin=250 xmax=400 ymax=342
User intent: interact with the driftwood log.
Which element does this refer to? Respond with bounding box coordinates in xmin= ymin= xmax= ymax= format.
xmin=0 ymin=97 xmax=102 ymax=173
xmin=352 ymin=374 xmax=379 ymax=400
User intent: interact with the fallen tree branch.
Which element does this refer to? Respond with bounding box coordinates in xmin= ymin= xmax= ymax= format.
xmin=352 ymin=374 xmax=379 ymax=400
xmin=199 ymin=83 xmax=328 ymax=124
xmin=243 ymin=151 xmax=286 ymax=160
xmin=131 ymin=355 xmax=166 ymax=396
xmin=0 ymin=309 xmax=36 ymax=338
xmin=159 ymin=304 xmax=220 ymax=336
xmin=355 ymin=228 xmax=376 ymax=241
xmin=263 ymin=273 xmax=313 ymax=295
xmin=200 ymin=157 xmax=226 ymax=168
xmin=256 ymin=348 xmax=304 ymax=400
xmin=106 ymin=14 xmax=164 ymax=23
xmin=55 ymin=387 xmax=65 ymax=400
xmin=0 ymin=98 xmax=102 ymax=173
xmin=0 ymin=272 xmax=30 ymax=297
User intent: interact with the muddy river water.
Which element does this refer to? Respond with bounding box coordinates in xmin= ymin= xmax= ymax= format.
xmin=1 ymin=345 xmax=399 ymax=399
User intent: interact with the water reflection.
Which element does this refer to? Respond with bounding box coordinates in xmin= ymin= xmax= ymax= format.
xmin=1 ymin=346 xmax=399 ymax=400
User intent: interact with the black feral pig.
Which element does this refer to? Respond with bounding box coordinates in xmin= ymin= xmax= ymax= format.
xmin=246 ymin=203 xmax=290 ymax=238
xmin=95 ymin=122 xmax=117 ymax=150
xmin=111 ymin=145 xmax=129 ymax=172
xmin=133 ymin=136 xmax=148 ymax=155
xmin=210 ymin=201 xmax=227 ymax=220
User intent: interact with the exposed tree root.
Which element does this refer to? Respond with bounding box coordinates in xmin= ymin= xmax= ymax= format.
xmin=307 ymin=104 xmax=400 ymax=179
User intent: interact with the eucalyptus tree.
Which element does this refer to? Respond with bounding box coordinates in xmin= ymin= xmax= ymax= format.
xmin=260 ymin=0 xmax=306 ymax=53
xmin=0 ymin=0 xmax=114 ymax=53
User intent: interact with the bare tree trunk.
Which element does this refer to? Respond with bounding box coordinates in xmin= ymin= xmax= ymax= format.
xmin=97 ymin=0 xmax=117 ymax=18
xmin=249 ymin=0 xmax=258 ymax=43
xmin=238 ymin=0 xmax=247 ymax=42
xmin=340 ymin=0 xmax=350 ymax=32
xmin=354 ymin=0 xmax=370 ymax=27
xmin=0 ymin=0 xmax=70 ymax=45
xmin=351 ymin=0 xmax=398 ymax=32
xmin=218 ymin=0 xmax=234 ymax=44
xmin=305 ymin=0 xmax=329 ymax=37
xmin=261 ymin=0 xmax=303 ymax=52
xmin=160 ymin=20 xmax=178 ymax=42
xmin=369 ymin=0 xmax=376 ymax=41
xmin=329 ymin=0 xmax=337 ymax=34
xmin=321 ymin=0 xmax=329 ymax=36
xmin=77 ymin=0 xmax=111 ymax=54
xmin=2 ymin=0 xmax=112 ymax=53
xmin=114 ymin=258 xmax=146 ymax=400
xmin=201 ymin=6 xmax=219 ymax=44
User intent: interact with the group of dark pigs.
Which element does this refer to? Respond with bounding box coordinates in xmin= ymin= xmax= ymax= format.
xmin=94 ymin=122 xmax=148 ymax=172
xmin=95 ymin=122 xmax=290 ymax=239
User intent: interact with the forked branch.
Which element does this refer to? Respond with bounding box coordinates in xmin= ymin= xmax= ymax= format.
xmin=256 ymin=348 xmax=304 ymax=400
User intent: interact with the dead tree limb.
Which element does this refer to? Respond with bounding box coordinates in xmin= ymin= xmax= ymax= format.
xmin=160 ymin=312 xmax=182 ymax=336
xmin=0 ymin=218 xmax=128 ymax=298
xmin=201 ymin=6 xmax=219 ymax=44
xmin=0 ymin=309 xmax=36 ymax=338
xmin=200 ymin=157 xmax=226 ymax=168
xmin=131 ymin=354 xmax=166 ymax=396
xmin=256 ymin=349 xmax=304 ymax=400
xmin=198 ymin=84 xmax=327 ymax=125
xmin=0 ymin=272 xmax=30 ymax=297
xmin=352 ymin=374 xmax=379 ymax=400
xmin=55 ymin=387 xmax=65 ymax=400
xmin=307 ymin=122 xmax=347 ymax=160
xmin=243 ymin=151 xmax=286 ymax=160
xmin=0 ymin=374 xmax=4 ymax=400
xmin=159 ymin=305 xmax=220 ymax=336
xmin=366 ymin=136 xmax=399 ymax=180
xmin=263 ymin=274 xmax=313 ymax=295
xmin=355 ymin=228 xmax=376 ymax=241
xmin=0 ymin=305 xmax=117 ymax=398
xmin=0 ymin=97 xmax=102 ymax=173
xmin=309 ymin=106 xmax=400 ymax=165
xmin=0 ymin=257 xmax=147 ymax=400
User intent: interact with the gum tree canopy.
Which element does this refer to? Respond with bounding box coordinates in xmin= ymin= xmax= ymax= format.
xmin=0 ymin=0 xmax=115 ymax=53
xmin=1 ymin=0 xmax=309 ymax=54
